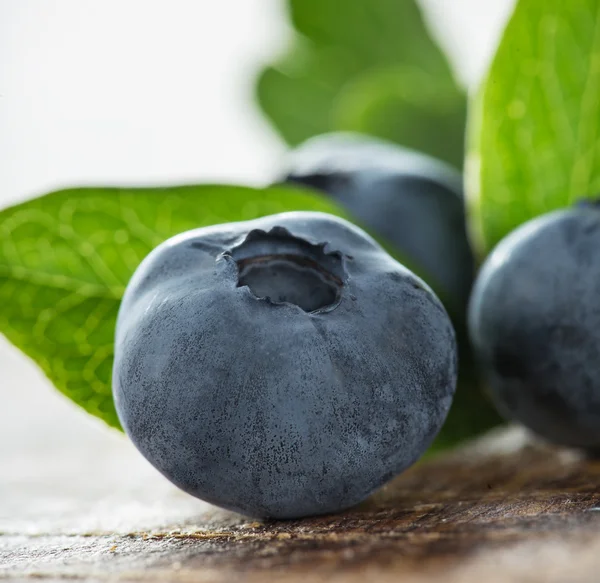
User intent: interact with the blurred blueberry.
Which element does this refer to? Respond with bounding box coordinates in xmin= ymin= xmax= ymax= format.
xmin=469 ymin=205 xmax=600 ymax=449
xmin=280 ymin=133 xmax=474 ymax=319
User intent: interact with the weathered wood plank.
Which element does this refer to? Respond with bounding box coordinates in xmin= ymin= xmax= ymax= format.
xmin=2 ymin=427 xmax=600 ymax=582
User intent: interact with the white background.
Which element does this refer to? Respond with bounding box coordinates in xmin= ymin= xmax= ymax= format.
xmin=0 ymin=0 xmax=514 ymax=492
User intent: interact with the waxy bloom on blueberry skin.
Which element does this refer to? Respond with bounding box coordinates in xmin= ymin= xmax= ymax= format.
xmin=469 ymin=205 xmax=600 ymax=450
xmin=113 ymin=211 xmax=457 ymax=518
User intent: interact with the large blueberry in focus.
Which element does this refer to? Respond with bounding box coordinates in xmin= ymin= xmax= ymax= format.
xmin=113 ymin=212 xmax=457 ymax=518
xmin=113 ymin=212 xmax=456 ymax=518
xmin=469 ymin=206 xmax=600 ymax=449
xmin=281 ymin=133 xmax=474 ymax=318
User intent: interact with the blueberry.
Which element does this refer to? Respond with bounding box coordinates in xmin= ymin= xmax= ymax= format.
xmin=469 ymin=205 xmax=600 ymax=449
xmin=113 ymin=211 xmax=457 ymax=518
xmin=281 ymin=132 xmax=474 ymax=319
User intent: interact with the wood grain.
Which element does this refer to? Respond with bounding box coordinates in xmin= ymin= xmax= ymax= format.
xmin=2 ymin=426 xmax=600 ymax=582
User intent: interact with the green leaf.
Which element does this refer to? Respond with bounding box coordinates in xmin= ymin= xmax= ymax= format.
xmin=0 ymin=185 xmax=346 ymax=429
xmin=0 ymin=183 xmax=499 ymax=450
xmin=467 ymin=0 xmax=600 ymax=256
xmin=333 ymin=66 xmax=466 ymax=168
xmin=256 ymin=0 xmax=466 ymax=167
xmin=289 ymin=0 xmax=444 ymax=68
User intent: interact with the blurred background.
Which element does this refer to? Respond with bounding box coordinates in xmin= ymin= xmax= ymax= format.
xmin=0 ymin=0 xmax=513 ymax=525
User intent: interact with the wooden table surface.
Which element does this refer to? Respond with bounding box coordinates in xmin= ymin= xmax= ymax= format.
xmin=3 ymin=425 xmax=600 ymax=582
xmin=2 ymin=348 xmax=600 ymax=582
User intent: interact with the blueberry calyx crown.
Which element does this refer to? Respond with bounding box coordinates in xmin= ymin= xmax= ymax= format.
xmin=226 ymin=226 xmax=346 ymax=313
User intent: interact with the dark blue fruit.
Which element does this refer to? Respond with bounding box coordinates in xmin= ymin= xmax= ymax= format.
xmin=113 ymin=211 xmax=457 ymax=518
xmin=281 ymin=133 xmax=474 ymax=318
xmin=469 ymin=206 xmax=600 ymax=449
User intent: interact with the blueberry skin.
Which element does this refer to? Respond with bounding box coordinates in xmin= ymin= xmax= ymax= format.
xmin=281 ymin=133 xmax=474 ymax=318
xmin=469 ymin=207 xmax=600 ymax=449
xmin=113 ymin=211 xmax=457 ymax=518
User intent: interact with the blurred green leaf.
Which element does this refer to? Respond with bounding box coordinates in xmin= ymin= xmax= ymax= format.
xmin=288 ymin=0 xmax=447 ymax=68
xmin=333 ymin=66 xmax=466 ymax=167
xmin=0 ymin=185 xmax=345 ymax=428
xmin=257 ymin=0 xmax=466 ymax=167
xmin=467 ymin=0 xmax=600 ymax=256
